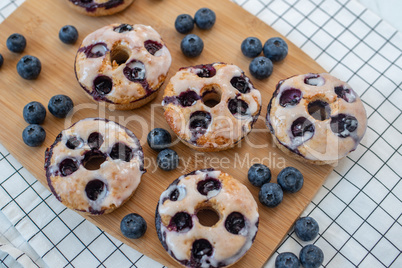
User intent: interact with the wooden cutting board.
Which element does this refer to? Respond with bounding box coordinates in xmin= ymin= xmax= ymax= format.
xmin=0 ymin=0 xmax=332 ymax=267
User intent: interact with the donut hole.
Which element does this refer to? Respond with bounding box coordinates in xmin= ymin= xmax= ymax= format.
xmin=110 ymin=46 xmax=130 ymax=66
xmin=196 ymin=207 xmax=220 ymax=227
xmin=83 ymin=150 xmax=106 ymax=170
xmin=308 ymin=100 xmax=331 ymax=121
xmin=201 ymin=87 xmax=221 ymax=108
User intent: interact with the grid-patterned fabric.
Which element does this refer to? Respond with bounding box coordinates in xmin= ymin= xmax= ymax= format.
xmin=1 ymin=0 xmax=401 ymax=267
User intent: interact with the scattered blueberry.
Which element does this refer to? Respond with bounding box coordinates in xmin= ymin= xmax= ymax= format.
xmin=294 ymin=217 xmax=319 ymax=242
xmin=259 ymin=183 xmax=283 ymax=207
xmin=22 ymin=124 xmax=46 ymax=147
xmin=181 ymin=34 xmax=204 ymax=57
xmin=147 ymin=128 xmax=172 ymax=151
xmin=23 ymin=101 xmax=46 ymax=124
xmin=299 ymin=244 xmax=324 ymax=268
xmin=175 ymin=14 xmax=194 ymax=34
xmin=249 ymin=56 xmax=273 ymax=80
xmin=275 ymin=252 xmax=300 ymax=268
xmin=157 ymin=149 xmax=179 ymax=171
xmin=263 ymin=37 xmax=288 ymax=62
xmin=17 ymin=55 xmax=41 ymax=80
xmin=59 ymin=25 xmax=79 ymax=44
xmin=0 ymin=54 xmax=3 ymax=68
xmin=120 ymin=213 xmax=147 ymax=239
xmin=194 ymin=7 xmax=216 ymax=30
xmin=277 ymin=167 xmax=304 ymax=193
xmin=6 ymin=33 xmax=26 ymax=53
xmin=48 ymin=94 xmax=74 ymax=118
xmin=241 ymin=37 xmax=263 ymax=58
xmin=248 ymin=163 xmax=271 ymax=187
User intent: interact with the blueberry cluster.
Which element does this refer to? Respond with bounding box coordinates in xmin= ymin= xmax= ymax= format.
xmin=2 ymin=25 xmax=78 ymax=78
xmin=274 ymin=215 xmax=323 ymax=268
xmin=22 ymin=95 xmax=74 ymax=147
xmin=241 ymin=36 xmax=288 ymax=80
xmin=147 ymin=128 xmax=180 ymax=171
xmin=248 ymin=165 xmax=303 ymax=208
xmin=248 ymin=163 xmax=323 ymax=267
xmin=276 ymin=244 xmax=324 ymax=268
xmin=175 ymin=7 xmax=216 ymax=57
xmin=2 ymin=33 xmax=42 ymax=80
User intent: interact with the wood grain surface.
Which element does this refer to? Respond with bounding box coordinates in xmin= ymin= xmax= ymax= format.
xmin=0 ymin=0 xmax=332 ymax=267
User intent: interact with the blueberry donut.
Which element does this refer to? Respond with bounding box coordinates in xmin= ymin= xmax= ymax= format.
xmin=162 ymin=63 xmax=262 ymax=152
xmin=266 ymin=73 xmax=367 ymax=165
xmin=44 ymin=118 xmax=145 ymax=215
xmin=155 ymin=169 xmax=259 ymax=268
xmin=66 ymin=0 xmax=134 ymax=16
xmin=75 ymin=23 xmax=172 ymax=110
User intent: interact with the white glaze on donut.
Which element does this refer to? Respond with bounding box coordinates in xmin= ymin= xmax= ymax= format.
xmin=267 ymin=73 xmax=367 ymax=163
xmin=162 ymin=63 xmax=262 ymax=151
xmin=45 ymin=118 xmax=145 ymax=214
xmin=157 ymin=169 xmax=259 ymax=267
xmin=75 ymin=23 xmax=171 ymax=105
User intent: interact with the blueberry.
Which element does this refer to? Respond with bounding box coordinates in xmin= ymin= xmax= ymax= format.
xmin=22 ymin=124 xmax=46 ymax=147
xmin=259 ymin=183 xmax=283 ymax=207
xmin=157 ymin=149 xmax=179 ymax=171
xmin=294 ymin=217 xmax=319 ymax=242
xmin=59 ymin=25 xmax=79 ymax=44
xmin=175 ymin=14 xmax=194 ymax=34
xmin=23 ymin=101 xmax=46 ymax=124
xmin=17 ymin=55 xmax=41 ymax=80
xmin=249 ymin=56 xmax=273 ymax=80
xmin=120 ymin=213 xmax=147 ymax=239
xmin=299 ymin=244 xmax=324 ymax=268
xmin=241 ymin=37 xmax=263 ymax=58
xmin=248 ymin=163 xmax=271 ymax=187
xmin=147 ymin=128 xmax=172 ymax=151
xmin=109 ymin=143 xmax=133 ymax=162
xmin=6 ymin=33 xmax=26 ymax=53
xmin=277 ymin=167 xmax=304 ymax=193
xmin=48 ymin=94 xmax=74 ymax=118
xmin=263 ymin=37 xmax=288 ymax=62
xmin=0 ymin=54 xmax=3 ymax=68
xmin=194 ymin=8 xmax=216 ymax=30
xmin=197 ymin=178 xmax=221 ymax=195
xmin=275 ymin=252 xmax=300 ymax=268
xmin=181 ymin=34 xmax=204 ymax=57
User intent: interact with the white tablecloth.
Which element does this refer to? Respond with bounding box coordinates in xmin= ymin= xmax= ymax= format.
xmin=1 ymin=0 xmax=401 ymax=267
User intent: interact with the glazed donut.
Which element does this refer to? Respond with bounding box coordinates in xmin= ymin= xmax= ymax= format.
xmin=155 ymin=169 xmax=259 ymax=268
xmin=266 ymin=73 xmax=367 ymax=165
xmin=66 ymin=0 xmax=134 ymax=16
xmin=162 ymin=63 xmax=262 ymax=152
xmin=44 ymin=118 xmax=145 ymax=215
xmin=75 ymin=23 xmax=172 ymax=110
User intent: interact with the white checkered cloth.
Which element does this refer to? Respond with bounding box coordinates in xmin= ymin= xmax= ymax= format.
xmin=1 ymin=0 xmax=401 ymax=267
